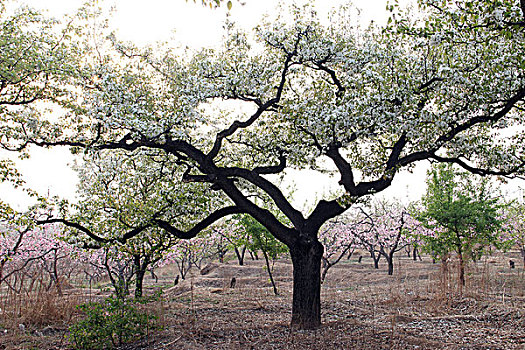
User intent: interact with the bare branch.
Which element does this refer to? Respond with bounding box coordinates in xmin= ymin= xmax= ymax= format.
xmin=154 ymin=206 xmax=245 ymax=239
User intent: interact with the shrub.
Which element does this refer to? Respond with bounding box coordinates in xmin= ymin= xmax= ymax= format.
xmin=68 ymin=295 xmax=159 ymax=349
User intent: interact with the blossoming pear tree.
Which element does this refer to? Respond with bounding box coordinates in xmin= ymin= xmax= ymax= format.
xmin=2 ymin=1 xmax=525 ymax=328
xmin=41 ymin=149 xmax=230 ymax=297
xmin=0 ymin=0 xmax=83 ymax=192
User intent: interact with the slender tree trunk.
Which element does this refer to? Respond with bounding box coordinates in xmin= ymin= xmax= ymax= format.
xmin=51 ymin=251 xmax=63 ymax=296
xmin=440 ymin=253 xmax=450 ymax=291
xmin=261 ymin=249 xmax=278 ymax=295
xmin=386 ymin=256 xmax=394 ymax=276
xmin=234 ymin=246 xmax=246 ymax=266
xmin=0 ymin=260 xmax=4 ymax=287
xmin=105 ymin=259 xmax=129 ymax=299
xmin=177 ymin=258 xmax=189 ymax=280
xmin=458 ymin=251 xmax=465 ymax=288
xmin=320 ymin=257 xmax=332 ymax=284
xmin=455 ymin=234 xmax=465 ymax=290
xmin=289 ymin=239 xmax=323 ymax=329
xmin=251 ymin=250 xmax=259 ymax=260
xmin=371 ymin=250 xmax=380 ymax=269
xmin=520 ymin=247 xmax=525 ymax=269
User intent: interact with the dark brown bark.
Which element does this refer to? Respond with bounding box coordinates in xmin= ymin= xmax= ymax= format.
xmin=371 ymin=250 xmax=381 ymax=269
xmin=261 ymin=249 xmax=279 ymax=295
xmin=135 ymin=269 xmax=145 ymax=298
xmin=234 ymin=246 xmax=246 ymax=266
xmin=412 ymin=246 xmax=418 ymax=261
xmin=134 ymin=254 xmax=149 ymax=299
xmin=458 ymin=251 xmax=465 ymax=288
xmin=386 ymin=257 xmax=394 ymax=276
xmin=290 ymin=239 xmax=324 ymax=329
xmin=51 ymin=250 xmax=63 ymax=296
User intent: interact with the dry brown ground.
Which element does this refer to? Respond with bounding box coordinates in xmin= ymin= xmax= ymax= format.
xmin=2 ymin=251 xmax=525 ymax=349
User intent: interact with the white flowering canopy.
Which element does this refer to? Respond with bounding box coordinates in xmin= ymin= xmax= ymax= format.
xmin=1 ymin=0 xmax=524 ymax=245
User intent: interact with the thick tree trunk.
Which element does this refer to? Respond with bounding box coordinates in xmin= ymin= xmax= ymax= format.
xmin=134 ymin=254 xmax=150 ymax=299
xmin=289 ymin=239 xmax=323 ymax=329
xmin=134 ymin=255 xmax=145 ymax=298
xmin=135 ymin=269 xmax=145 ymax=298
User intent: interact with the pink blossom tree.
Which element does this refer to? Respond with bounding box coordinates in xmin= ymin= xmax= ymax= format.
xmin=351 ymin=199 xmax=415 ymax=275
xmin=319 ymin=219 xmax=358 ymax=284
xmin=0 ymin=219 xmax=86 ymax=295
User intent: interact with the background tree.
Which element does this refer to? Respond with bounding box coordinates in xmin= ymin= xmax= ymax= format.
xmin=238 ymin=214 xmax=287 ymax=295
xmin=43 ymin=149 xmax=226 ymax=298
xmin=353 ymin=199 xmax=414 ymax=275
xmin=318 ymin=219 xmax=357 ymax=284
xmin=505 ymin=201 xmax=525 ymax=267
xmin=416 ymin=164 xmax=504 ymax=288
xmin=2 ymin=1 xmax=525 ymax=328
xmin=213 ymin=218 xmax=251 ymax=265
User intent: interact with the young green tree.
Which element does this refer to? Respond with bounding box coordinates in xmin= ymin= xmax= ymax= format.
xmin=213 ymin=218 xmax=251 ymax=265
xmin=239 ymin=214 xmax=287 ymax=295
xmin=417 ymin=164 xmax=504 ymax=288
xmin=3 ymin=1 xmax=525 ymax=328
